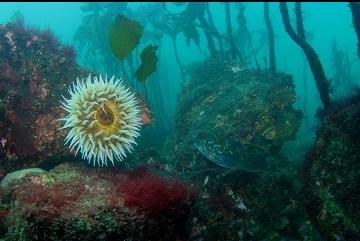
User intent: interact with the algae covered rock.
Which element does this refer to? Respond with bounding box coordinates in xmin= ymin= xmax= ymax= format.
xmin=0 ymin=17 xmax=90 ymax=177
xmin=164 ymin=60 xmax=302 ymax=175
xmin=162 ymin=60 xmax=315 ymax=240
xmin=186 ymin=159 xmax=317 ymax=241
xmin=0 ymin=163 xmax=197 ymax=241
xmin=302 ymin=91 xmax=360 ymax=240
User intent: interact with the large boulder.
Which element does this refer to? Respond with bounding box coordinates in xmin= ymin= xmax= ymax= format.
xmin=302 ymin=90 xmax=360 ymax=240
xmin=0 ymin=17 xmax=90 ymax=177
xmin=164 ymin=59 xmax=302 ymax=175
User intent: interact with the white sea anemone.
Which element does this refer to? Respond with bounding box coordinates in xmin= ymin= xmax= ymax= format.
xmin=59 ymin=74 xmax=141 ymax=166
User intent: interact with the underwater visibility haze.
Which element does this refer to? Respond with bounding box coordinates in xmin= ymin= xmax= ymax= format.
xmin=0 ymin=2 xmax=360 ymax=240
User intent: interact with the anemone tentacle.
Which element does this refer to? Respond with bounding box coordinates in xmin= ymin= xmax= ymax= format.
xmin=60 ymin=74 xmax=141 ymax=166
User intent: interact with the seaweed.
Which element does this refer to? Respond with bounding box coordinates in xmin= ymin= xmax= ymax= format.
xmin=279 ymin=2 xmax=331 ymax=108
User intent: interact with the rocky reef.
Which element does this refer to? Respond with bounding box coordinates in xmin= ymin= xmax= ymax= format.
xmin=161 ymin=60 xmax=322 ymax=240
xmin=1 ymin=12 xmax=359 ymax=241
xmin=0 ymin=163 xmax=197 ymax=241
xmin=0 ymin=17 xmax=90 ymax=177
xmin=0 ymin=17 xmax=198 ymax=241
xmin=302 ymin=90 xmax=360 ymax=240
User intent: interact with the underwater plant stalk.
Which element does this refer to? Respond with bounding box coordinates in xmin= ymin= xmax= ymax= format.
xmin=237 ymin=5 xmax=259 ymax=70
xmin=295 ymin=3 xmax=305 ymax=39
xmin=121 ymin=60 xmax=128 ymax=86
xmin=344 ymin=46 xmax=352 ymax=86
xmin=127 ymin=53 xmax=135 ymax=83
xmin=295 ymin=2 xmax=309 ymax=126
xmin=264 ymin=2 xmax=276 ymax=73
xmin=302 ymin=55 xmax=310 ymax=129
xmin=349 ymin=2 xmax=360 ymax=58
xmin=171 ymin=36 xmax=186 ymax=83
xmin=133 ymin=46 xmax=141 ymax=92
xmin=245 ymin=27 xmax=260 ymax=71
xmin=152 ymin=68 xmax=172 ymax=128
xmin=198 ymin=14 xmax=217 ymax=59
xmin=225 ymin=2 xmax=237 ymax=60
xmin=143 ymin=82 xmax=148 ymax=101
xmin=280 ymin=2 xmax=330 ymax=108
xmin=206 ymin=3 xmax=225 ymax=61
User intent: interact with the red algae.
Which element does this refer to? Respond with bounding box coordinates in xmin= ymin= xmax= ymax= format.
xmin=60 ymin=45 xmax=76 ymax=59
xmin=123 ymin=172 xmax=197 ymax=216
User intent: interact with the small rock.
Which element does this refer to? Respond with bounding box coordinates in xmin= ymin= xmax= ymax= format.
xmin=0 ymin=168 xmax=47 ymax=189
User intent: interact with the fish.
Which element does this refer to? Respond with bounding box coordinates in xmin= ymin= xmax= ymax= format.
xmin=193 ymin=134 xmax=267 ymax=172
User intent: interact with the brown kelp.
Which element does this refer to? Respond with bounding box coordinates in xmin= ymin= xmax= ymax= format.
xmin=280 ymin=2 xmax=331 ymax=109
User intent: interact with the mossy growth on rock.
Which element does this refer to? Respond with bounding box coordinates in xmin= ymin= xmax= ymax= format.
xmin=302 ymin=90 xmax=360 ymax=240
xmin=0 ymin=163 xmax=197 ymax=241
xmin=185 ymin=154 xmax=322 ymax=241
xmin=0 ymin=16 xmax=91 ymax=176
xmin=163 ymin=60 xmax=302 ymax=177
xmin=162 ymin=60 xmax=319 ymax=240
